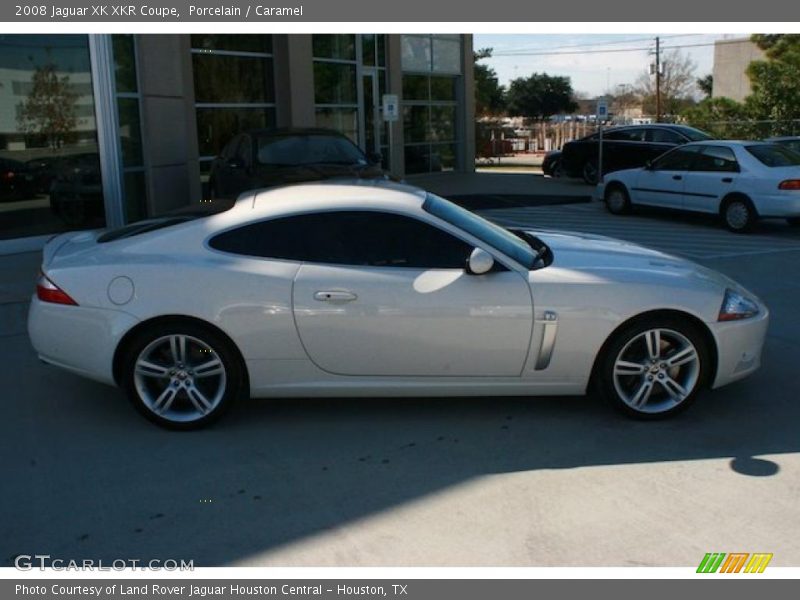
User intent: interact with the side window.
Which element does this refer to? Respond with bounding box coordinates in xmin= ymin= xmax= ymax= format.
xmin=692 ymin=146 xmax=739 ymax=173
xmin=646 ymin=128 xmax=685 ymax=144
xmin=605 ymin=128 xmax=645 ymax=142
xmin=651 ymin=146 xmax=702 ymax=171
xmin=209 ymin=211 xmax=475 ymax=269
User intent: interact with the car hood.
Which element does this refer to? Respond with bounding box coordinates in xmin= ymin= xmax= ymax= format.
xmin=527 ymin=228 xmax=742 ymax=291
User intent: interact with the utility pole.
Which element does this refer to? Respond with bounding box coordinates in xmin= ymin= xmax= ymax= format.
xmin=655 ymin=36 xmax=662 ymax=123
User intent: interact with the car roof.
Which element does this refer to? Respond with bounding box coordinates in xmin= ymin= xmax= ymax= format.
xmin=244 ymin=179 xmax=428 ymax=213
xmin=766 ymin=136 xmax=800 ymax=142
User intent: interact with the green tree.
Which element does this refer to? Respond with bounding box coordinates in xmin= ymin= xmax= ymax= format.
xmin=696 ymin=74 xmax=713 ymax=99
xmin=505 ymin=73 xmax=577 ymax=122
xmin=474 ymin=48 xmax=505 ymax=117
xmin=683 ymin=97 xmax=752 ymax=138
xmin=745 ymin=34 xmax=800 ymax=130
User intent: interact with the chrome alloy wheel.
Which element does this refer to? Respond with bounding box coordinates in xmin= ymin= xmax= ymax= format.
xmin=612 ymin=328 xmax=700 ymax=414
xmin=133 ymin=334 xmax=227 ymax=423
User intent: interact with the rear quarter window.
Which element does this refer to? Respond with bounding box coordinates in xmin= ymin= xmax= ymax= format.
xmin=746 ymin=144 xmax=800 ymax=167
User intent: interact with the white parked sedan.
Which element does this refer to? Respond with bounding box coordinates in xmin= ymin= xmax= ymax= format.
xmin=28 ymin=181 xmax=769 ymax=429
xmin=597 ymin=140 xmax=800 ymax=232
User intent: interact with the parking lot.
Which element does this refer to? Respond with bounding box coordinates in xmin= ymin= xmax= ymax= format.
xmin=2 ymin=186 xmax=800 ymax=567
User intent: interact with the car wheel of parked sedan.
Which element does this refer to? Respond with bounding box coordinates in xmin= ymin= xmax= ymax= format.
xmin=597 ymin=316 xmax=709 ymax=419
xmin=582 ymin=160 xmax=599 ymax=185
xmin=604 ymin=184 xmax=631 ymax=215
xmin=551 ymin=158 xmax=564 ymax=178
xmin=722 ymin=196 xmax=756 ymax=233
xmin=121 ymin=321 xmax=245 ymax=430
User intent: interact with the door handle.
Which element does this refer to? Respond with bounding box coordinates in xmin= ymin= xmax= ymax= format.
xmin=672 ymin=175 xmax=683 ymax=181
xmin=314 ymin=290 xmax=358 ymax=303
xmin=721 ymin=177 xmax=733 ymax=183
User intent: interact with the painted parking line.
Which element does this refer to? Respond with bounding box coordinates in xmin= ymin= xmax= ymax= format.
xmin=479 ymin=202 xmax=800 ymax=260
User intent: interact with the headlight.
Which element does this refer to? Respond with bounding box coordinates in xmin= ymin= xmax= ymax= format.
xmin=718 ymin=288 xmax=759 ymax=322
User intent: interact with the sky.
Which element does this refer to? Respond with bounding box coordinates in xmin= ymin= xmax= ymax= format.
xmin=473 ymin=33 xmax=748 ymax=98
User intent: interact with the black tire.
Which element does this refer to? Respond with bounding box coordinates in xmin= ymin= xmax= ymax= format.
xmin=721 ymin=196 xmax=757 ymax=233
xmin=787 ymin=217 xmax=800 ymax=227
xmin=604 ymin=183 xmax=631 ymax=215
xmin=595 ymin=315 xmax=711 ymax=420
xmin=120 ymin=320 xmax=245 ymax=430
xmin=551 ymin=158 xmax=564 ymax=179
xmin=582 ymin=160 xmax=599 ymax=185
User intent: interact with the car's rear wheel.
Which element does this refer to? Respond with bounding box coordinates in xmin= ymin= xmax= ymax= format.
xmin=582 ymin=160 xmax=599 ymax=185
xmin=597 ymin=317 xmax=709 ymax=419
xmin=550 ymin=158 xmax=564 ymax=178
xmin=722 ymin=196 xmax=756 ymax=233
xmin=604 ymin=184 xmax=631 ymax=215
xmin=121 ymin=322 xmax=244 ymax=429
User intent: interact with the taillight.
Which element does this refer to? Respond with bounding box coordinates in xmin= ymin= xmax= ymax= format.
xmin=1 ymin=170 xmax=14 ymax=181
xmin=36 ymin=273 xmax=77 ymax=306
xmin=778 ymin=179 xmax=800 ymax=190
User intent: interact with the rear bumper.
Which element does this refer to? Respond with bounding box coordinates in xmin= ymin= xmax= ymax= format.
xmin=754 ymin=193 xmax=800 ymax=218
xmin=709 ymin=308 xmax=769 ymax=389
xmin=27 ymin=296 xmax=139 ymax=386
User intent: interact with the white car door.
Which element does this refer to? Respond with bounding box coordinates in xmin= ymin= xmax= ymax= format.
xmin=631 ymin=145 xmax=703 ymax=208
xmin=289 ymin=211 xmax=534 ymax=377
xmin=681 ymin=145 xmax=741 ymax=213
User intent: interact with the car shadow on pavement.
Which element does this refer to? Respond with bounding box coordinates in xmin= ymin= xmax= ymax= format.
xmin=1 ymin=325 xmax=796 ymax=566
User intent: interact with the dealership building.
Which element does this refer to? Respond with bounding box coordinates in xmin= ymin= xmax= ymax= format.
xmin=0 ymin=34 xmax=476 ymax=253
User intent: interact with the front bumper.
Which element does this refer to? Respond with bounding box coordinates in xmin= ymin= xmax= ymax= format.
xmin=709 ymin=307 xmax=770 ymax=389
xmin=27 ymin=296 xmax=140 ymax=386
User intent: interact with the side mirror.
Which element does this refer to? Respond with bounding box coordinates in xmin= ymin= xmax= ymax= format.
xmin=466 ymin=247 xmax=494 ymax=275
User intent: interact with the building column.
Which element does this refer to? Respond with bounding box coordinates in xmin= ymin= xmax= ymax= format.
xmin=461 ymin=34 xmax=476 ymax=173
xmin=386 ymin=35 xmax=405 ymax=178
xmin=273 ymin=34 xmax=316 ymax=128
xmin=135 ymin=34 xmax=202 ymax=213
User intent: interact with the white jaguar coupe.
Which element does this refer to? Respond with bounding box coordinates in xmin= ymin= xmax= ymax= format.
xmin=28 ymin=181 xmax=769 ymax=429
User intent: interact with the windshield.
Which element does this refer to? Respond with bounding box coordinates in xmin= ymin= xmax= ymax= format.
xmin=256 ymin=134 xmax=367 ymax=167
xmin=422 ymin=193 xmax=537 ymax=269
xmin=746 ymin=144 xmax=800 ymax=167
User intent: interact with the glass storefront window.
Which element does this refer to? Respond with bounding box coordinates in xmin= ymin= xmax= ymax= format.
xmin=190 ymin=34 xmax=272 ymax=54
xmin=313 ymin=63 xmax=357 ymax=105
xmin=0 ymin=34 xmax=106 ymax=239
xmin=196 ymin=107 xmax=276 ymax=158
xmin=312 ymin=34 xmax=356 ymax=60
xmin=432 ymin=38 xmax=462 ymax=74
xmin=192 ymin=54 xmax=275 ymax=104
xmin=315 ymin=108 xmax=359 ymax=143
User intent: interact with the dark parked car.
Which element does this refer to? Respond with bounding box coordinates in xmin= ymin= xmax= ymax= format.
xmin=766 ymin=136 xmax=800 ymax=155
xmin=542 ymin=150 xmax=563 ymax=177
xmin=561 ymin=124 xmax=713 ymax=184
xmin=49 ymin=153 xmax=103 ymax=226
xmin=208 ymin=128 xmax=387 ymax=200
xmin=0 ymin=157 xmax=37 ymax=202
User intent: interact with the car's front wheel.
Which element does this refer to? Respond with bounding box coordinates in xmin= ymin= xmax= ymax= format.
xmin=604 ymin=184 xmax=631 ymax=215
xmin=121 ymin=321 xmax=245 ymax=429
xmin=582 ymin=160 xmax=599 ymax=185
xmin=597 ymin=317 xmax=709 ymax=419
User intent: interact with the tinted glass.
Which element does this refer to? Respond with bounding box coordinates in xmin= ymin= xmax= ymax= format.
xmin=196 ymin=108 xmax=276 ymax=157
xmin=647 ymin=128 xmax=685 ymax=144
xmin=672 ymin=126 xmax=712 ymax=142
xmin=255 ymin=134 xmax=366 ymax=166
xmin=604 ymin=128 xmax=645 ymax=141
xmin=692 ymin=145 xmax=739 ymax=172
xmin=746 ymin=144 xmax=800 ymax=167
xmin=191 ymin=35 xmax=272 ymax=54
xmin=312 ymin=34 xmax=356 ymax=60
xmin=652 ymin=146 xmax=702 ymax=171
xmin=423 ymin=193 xmax=536 ymax=268
xmin=210 ymin=211 xmax=473 ymax=269
xmin=313 ymin=62 xmax=357 ymax=104
xmin=315 ymin=108 xmax=358 ymax=143
xmin=192 ymin=54 xmax=275 ymax=104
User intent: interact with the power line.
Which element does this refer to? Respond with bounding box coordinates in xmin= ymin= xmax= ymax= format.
xmin=482 ymin=33 xmax=697 ymax=55
xmin=492 ymin=36 xmax=742 ymax=57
